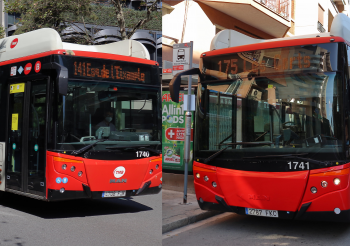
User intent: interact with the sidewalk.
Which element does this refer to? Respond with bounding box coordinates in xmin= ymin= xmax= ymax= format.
xmin=162 ymin=190 xmax=221 ymax=234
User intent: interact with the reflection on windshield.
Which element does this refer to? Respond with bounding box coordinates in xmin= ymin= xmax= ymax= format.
xmin=195 ymin=72 xmax=344 ymax=158
xmin=56 ymin=81 xmax=160 ymax=150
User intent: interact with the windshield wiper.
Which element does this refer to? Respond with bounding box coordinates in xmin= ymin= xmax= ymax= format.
xmin=106 ymin=145 xmax=161 ymax=155
xmin=218 ymin=133 xmax=233 ymax=146
xmin=218 ymin=141 xmax=273 ymax=146
xmin=205 ymin=142 xmax=273 ymax=164
xmin=71 ymin=139 xmax=105 ymax=156
xmin=204 ymin=146 xmax=229 ymax=164
xmin=243 ymin=153 xmax=308 ymax=159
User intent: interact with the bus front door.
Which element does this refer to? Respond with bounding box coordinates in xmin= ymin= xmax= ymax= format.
xmin=6 ymin=79 xmax=49 ymax=197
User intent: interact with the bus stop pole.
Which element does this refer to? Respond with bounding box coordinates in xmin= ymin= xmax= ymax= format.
xmin=183 ymin=41 xmax=193 ymax=204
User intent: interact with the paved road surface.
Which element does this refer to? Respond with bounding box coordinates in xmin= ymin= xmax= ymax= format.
xmin=163 ymin=212 xmax=350 ymax=246
xmin=0 ymin=191 xmax=161 ymax=246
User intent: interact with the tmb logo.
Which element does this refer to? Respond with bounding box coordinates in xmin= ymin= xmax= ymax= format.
xmin=24 ymin=63 xmax=32 ymax=75
xmin=113 ymin=166 xmax=125 ymax=178
xmin=10 ymin=38 xmax=18 ymax=49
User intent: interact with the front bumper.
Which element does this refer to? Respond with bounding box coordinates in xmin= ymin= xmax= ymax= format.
xmin=47 ymin=183 xmax=162 ymax=201
xmin=198 ymin=194 xmax=350 ymax=222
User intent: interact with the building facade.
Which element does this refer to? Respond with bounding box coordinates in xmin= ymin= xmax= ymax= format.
xmin=162 ymin=0 xmax=349 ymax=83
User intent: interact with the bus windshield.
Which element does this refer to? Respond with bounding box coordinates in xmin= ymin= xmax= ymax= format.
xmin=55 ymin=80 xmax=161 ymax=151
xmin=195 ymin=43 xmax=346 ymax=162
xmin=195 ymin=72 xmax=344 ymax=160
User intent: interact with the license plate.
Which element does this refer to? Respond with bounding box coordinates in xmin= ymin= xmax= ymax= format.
xmin=102 ymin=191 xmax=126 ymax=198
xmin=245 ymin=208 xmax=278 ymax=217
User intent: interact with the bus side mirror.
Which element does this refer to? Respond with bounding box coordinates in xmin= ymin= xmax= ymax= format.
xmin=169 ymin=73 xmax=181 ymax=103
xmin=42 ymin=62 xmax=68 ymax=96
xmin=169 ymin=68 xmax=203 ymax=103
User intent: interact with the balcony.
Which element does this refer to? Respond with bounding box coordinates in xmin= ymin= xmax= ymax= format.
xmin=197 ymin=0 xmax=291 ymax=38
xmin=332 ymin=0 xmax=347 ymax=13
xmin=254 ymin=0 xmax=289 ymax=19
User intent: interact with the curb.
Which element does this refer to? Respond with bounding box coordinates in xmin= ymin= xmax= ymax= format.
xmin=162 ymin=211 xmax=222 ymax=234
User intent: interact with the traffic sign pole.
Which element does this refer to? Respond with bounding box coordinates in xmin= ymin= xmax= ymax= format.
xmin=183 ymin=41 xmax=193 ymax=205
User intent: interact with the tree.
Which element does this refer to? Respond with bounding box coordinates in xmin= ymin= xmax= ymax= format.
xmin=5 ymin=0 xmax=93 ymax=38
xmin=110 ymin=0 xmax=159 ymax=40
xmin=83 ymin=3 xmax=161 ymax=32
xmin=5 ymin=0 xmax=161 ymax=43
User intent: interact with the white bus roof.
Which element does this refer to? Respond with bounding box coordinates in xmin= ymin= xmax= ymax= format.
xmin=0 ymin=28 xmax=150 ymax=63
xmin=210 ymin=13 xmax=350 ymax=51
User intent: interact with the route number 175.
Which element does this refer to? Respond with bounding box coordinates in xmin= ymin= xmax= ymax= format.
xmin=288 ymin=162 xmax=309 ymax=170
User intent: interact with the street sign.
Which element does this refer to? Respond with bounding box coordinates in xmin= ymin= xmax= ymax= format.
xmin=172 ymin=42 xmax=192 ymax=76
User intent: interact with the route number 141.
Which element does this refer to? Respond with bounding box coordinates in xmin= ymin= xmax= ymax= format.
xmin=288 ymin=162 xmax=309 ymax=170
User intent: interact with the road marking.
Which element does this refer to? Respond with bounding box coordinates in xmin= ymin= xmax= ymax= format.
xmin=162 ymin=212 xmax=232 ymax=239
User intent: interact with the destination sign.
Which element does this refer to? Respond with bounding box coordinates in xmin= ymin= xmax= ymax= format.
xmin=202 ymin=43 xmax=338 ymax=79
xmin=73 ymin=62 xmax=145 ymax=81
xmin=57 ymin=56 xmax=159 ymax=85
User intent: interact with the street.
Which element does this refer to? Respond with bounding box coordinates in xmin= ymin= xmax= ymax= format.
xmin=163 ymin=212 xmax=350 ymax=246
xmin=0 ymin=191 xmax=161 ymax=246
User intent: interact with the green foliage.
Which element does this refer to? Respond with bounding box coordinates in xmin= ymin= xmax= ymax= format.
xmin=83 ymin=4 xmax=161 ymax=31
xmin=5 ymin=0 xmax=93 ymax=35
xmin=0 ymin=26 xmax=5 ymax=39
xmin=4 ymin=0 xmax=160 ymax=43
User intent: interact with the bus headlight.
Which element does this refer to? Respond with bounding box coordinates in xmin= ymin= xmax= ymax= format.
xmin=334 ymin=178 xmax=341 ymax=185
xmin=204 ymin=176 xmax=209 ymax=182
xmin=62 ymin=164 xmax=67 ymax=170
xmin=71 ymin=166 xmax=76 ymax=172
xmin=311 ymin=187 xmax=317 ymax=193
xmin=196 ymin=173 xmax=200 ymax=179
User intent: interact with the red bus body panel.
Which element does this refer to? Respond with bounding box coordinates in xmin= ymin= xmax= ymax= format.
xmin=194 ymin=161 xmax=309 ymax=211
xmin=83 ymin=158 xmax=149 ymax=191
xmin=216 ymin=168 xmax=309 ymax=211
xmin=193 ymin=161 xmax=350 ymax=221
xmin=46 ymin=151 xmax=162 ymax=199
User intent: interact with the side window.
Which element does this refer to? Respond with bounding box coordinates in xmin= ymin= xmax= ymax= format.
xmin=346 ymin=46 xmax=350 ymax=150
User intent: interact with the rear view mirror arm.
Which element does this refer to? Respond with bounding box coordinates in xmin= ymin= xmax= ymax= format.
xmin=169 ymin=68 xmax=204 ymax=103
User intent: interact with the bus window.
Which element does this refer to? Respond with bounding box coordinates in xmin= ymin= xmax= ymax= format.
xmin=55 ymin=81 xmax=160 ymax=151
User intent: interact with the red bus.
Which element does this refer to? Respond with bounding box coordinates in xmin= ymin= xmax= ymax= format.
xmin=0 ymin=28 xmax=162 ymax=201
xmin=170 ymin=13 xmax=350 ymax=221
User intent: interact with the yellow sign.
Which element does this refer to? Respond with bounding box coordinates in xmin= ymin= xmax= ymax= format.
xmin=268 ymin=84 xmax=273 ymax=88
xmin=11 ymin=114 xmax=18 ymax=131
xmin=10 ymin=83 xmax=25 ymax=94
